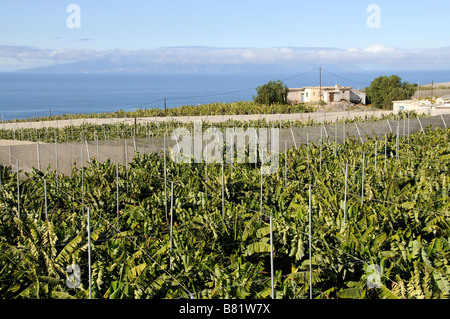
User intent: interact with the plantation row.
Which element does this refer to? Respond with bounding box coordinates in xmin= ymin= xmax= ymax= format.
xmin=3 ymin=101 xmax=315 ymax=124
xmin=0 ymin=126 xmax=449 ymax=299
xmin=0 ymin=111 xmax=420 ymax=144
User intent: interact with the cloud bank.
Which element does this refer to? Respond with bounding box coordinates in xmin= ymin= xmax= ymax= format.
xmin=1 ymin=44 xmax=449 ymax=72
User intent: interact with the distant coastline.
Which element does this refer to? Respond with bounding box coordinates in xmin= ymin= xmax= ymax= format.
xmin=0 ymin=70 xmax=449 ymax=121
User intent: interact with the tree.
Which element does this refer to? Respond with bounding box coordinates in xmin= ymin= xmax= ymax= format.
xmin=253 ymin=80 xmax=289 ymax=105
xmin=364 ymin=75 xmax=417 ymax=110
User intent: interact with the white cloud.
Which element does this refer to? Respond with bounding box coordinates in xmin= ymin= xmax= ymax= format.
xmin=362 ymin=44 xmax=396 ymax=53
xmin=1 ymin=44 xmax=450 ymax=71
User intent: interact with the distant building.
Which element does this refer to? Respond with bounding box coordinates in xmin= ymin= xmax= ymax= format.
xmin=287 ymin=85 xmax=366 ymax=105
xmin=393 ymin=98 xmax=450 ymax=113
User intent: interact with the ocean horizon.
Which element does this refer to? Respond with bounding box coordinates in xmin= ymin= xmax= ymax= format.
xmin=1 ymin=69 xmax=449 ymax=121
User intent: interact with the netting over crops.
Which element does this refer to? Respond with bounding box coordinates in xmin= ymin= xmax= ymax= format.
xmin=1 ymin=113 xmax=449 ymax=176
xmin=1 ymin=111 xmax=450 ymax=299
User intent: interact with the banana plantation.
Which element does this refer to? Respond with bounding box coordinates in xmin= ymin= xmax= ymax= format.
xmin=0 ymin=122 xmax=449 ymax=299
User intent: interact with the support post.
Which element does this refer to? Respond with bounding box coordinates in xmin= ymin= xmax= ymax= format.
xmin=81 ymin=149 xmax=84 ymax=215
xmin=37 ymin=143 xmax=41 ymax=171
xmin=361 ymin=152 xmax=365 ymax=205
xmin=396 ymin=126 xmax=400 ymax=160
xmin=270 ymin=216 xmax=274 ymax=299
xmin=260 ymin=164 xmax=263 ymax=222
xmin=441 ymin=114 xmax=447 ymax=128
xmin=290 ymin=127 xmax=297 ymax=148
xmin=343 ymin=122 xmax=346 ymax=142
xmin=221 ymin=162 xmax=225 ymax=219
xmin=417 ymin=117 xmax=425 ymax=134
xmin=355 ymin=122 xmax=363 ymax=144
xmin=55 ymin=139 xmax=59 ymax=190
xmin=96 ymin=136 xmax=99 ymax=162
xmin=284 ymin=141 xmax=287 ymax=188
xmin=308 ymin=185 xmax=312 ymax=299
xmin=170 ymin=181 xmax=174 ymax=270
xmin=344 ymin=164 xmax=348 ymax=227
xmin=387 ymin=119 xmax=393 ymax=133
xmin=17 ymin=159 xmax=20 ymax=219
xmin=384 ymin=134 xmax=387 ymax=171
xmin=124 ymin=140 xmax=128 ymax=187
xmin=44 ymin=178 xmax=48 ymax=220
xmin=164 ymin=135 xmax=168 ymax=221
xmin=323 ymin=124 xmax=328 ymax=139
xmin=374 ymin=140 xmax=378 ymax=172
xmin=87 ymin=207 xmax=92 ymax=299
xmin=334 ymin=123 xmax=337 ymax=157
xmin=116 ymin=162 xmax=119 ymax=230
xmin=85 ymin=140 xmax=90 ymax=163
xmin=306 ymin=133 xmax=310 ymax=173
xmin=319 ymin=127 xmax=323 ymax=171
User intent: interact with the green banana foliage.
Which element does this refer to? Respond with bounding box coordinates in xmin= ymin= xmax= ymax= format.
xmin=0 ymin=123 xmax=449 ymax=299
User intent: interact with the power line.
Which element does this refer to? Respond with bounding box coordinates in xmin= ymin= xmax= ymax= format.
xmin=163 ymin=68 xmax=320 ymax=102
xmin=321 ymin=68 xmax=370 ymax=87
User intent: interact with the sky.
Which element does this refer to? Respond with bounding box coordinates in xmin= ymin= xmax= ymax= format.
xmin=1 ymin=0 xmax=450 ymax=72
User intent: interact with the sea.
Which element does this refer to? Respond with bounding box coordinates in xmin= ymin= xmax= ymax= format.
xmin=0 ymin=70 xmax=449 ymax=121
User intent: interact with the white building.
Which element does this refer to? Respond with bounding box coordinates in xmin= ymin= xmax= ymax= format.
xmin=393 ymin=98 xmax=450 ymax=113
xmin=287 ymin=85 xmax=366 ymax=105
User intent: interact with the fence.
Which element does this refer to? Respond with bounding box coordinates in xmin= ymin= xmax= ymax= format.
xmin=1 ymin=112 xmax=449 ymax=176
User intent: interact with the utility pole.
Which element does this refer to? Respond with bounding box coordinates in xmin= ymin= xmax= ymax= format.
xmin=164 ymin=97 xmax=167 ymax=116
xmin=418 ymin=81 xmax=420 ymax=100
xmin=431 ymin=80 xmax=434 ymax=106
xmin=319 ymin=67 xmax=322 ymax=103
